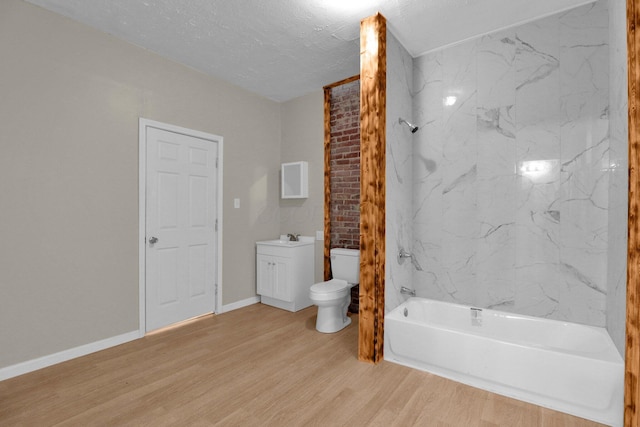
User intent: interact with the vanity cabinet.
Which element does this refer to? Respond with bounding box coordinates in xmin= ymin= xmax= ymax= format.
xmin=257 ymin=255 xmax=290 ymax=301
xmin=256 ymin=238 xmax=314 ymax=312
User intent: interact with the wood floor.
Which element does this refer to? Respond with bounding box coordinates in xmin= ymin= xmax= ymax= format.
xmin=0 ymin=303 xmax=605 ymax=426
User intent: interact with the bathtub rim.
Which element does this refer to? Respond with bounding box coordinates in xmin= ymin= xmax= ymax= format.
xmin=387 ymin=297 xmax=623 ymax=363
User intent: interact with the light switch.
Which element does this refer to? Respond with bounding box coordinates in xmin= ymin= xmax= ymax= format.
xmin=234 ymin=198 xmax=240 ymax=209
xmin=316 ymin=230 xmax=323 ymax=241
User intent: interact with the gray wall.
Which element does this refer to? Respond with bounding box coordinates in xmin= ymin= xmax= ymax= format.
xmin=280 ymin=91 xmax=325 ymax=283
xmin=0 ymin=0 xmax=298 ymax=369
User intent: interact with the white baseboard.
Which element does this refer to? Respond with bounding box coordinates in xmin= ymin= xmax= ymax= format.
xmin=0 ymin=330 xmax=141 ymax=382
xmin=1 ymin=298 xmax=260 ymax=382
xmin=222 ymin=296 xmax=260 ymax=313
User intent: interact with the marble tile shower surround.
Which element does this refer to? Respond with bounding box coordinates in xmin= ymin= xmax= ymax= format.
xmin=386 ymin=29 xmax=414 ymax=313
xmin=408 ymin=0 xmax=610 ymax=326
xmin=606 ymin=0 xmax=627 ymax=355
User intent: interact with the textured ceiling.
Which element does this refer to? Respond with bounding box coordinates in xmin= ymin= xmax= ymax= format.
xmin=24 ymin=0 xmax=595 ymax=102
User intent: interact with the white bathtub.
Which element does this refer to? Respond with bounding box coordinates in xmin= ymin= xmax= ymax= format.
xmin=384 ymin=298 xmax=624 ymax=426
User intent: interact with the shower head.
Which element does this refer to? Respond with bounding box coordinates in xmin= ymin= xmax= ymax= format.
xmin=399 ymin=117 xmax=419 ymax=133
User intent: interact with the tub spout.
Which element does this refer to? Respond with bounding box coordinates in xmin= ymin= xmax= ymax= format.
xmin=400 ymin=286 xmax=416 ymax=297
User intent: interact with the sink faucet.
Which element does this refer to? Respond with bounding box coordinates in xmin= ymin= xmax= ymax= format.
xmin=287 ymin=233 xmax=300 ymax=242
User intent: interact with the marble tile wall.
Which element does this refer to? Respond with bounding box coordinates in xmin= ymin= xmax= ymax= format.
xmin=606 ymin=0 xmax=628 ymax=355
xmin=385 ymin=29 xmax=414 ymax=313
xmin=410 ymin=0 xmax=610 ymax=326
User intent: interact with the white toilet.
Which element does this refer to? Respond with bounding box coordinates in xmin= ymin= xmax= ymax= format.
xmin=309 ymin=248 xmax=360 ymax=333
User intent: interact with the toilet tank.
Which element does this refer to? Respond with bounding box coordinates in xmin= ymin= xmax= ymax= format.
xmin=330 ymin=248 xmax=360 ymax=284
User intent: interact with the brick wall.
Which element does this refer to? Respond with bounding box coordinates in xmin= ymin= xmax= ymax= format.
xmin=330 ymin=80 xmax=360 ymax=250
xmin=329 ymin=80 xmax=360 ymax=313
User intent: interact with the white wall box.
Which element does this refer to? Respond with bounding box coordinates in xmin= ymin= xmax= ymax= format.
xmin=281 ymin=161 xmax=308 ymax=198
xmin=256 ymin=238 xmax=314 ymax=311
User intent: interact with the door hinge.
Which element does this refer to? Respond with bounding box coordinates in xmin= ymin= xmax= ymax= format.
xmin=215 ymin=218 xmax=218 ymax=231
xmin=216 ymin=157 xmax=218 ymax=168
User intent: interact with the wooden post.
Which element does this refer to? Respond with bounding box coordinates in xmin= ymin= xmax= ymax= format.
xmin=323 ymin=87 xmax=332 ymax=281
xmin=358 ymin=13 xmax=386 ymax=364
xmin=626 ymin=0 xmax=640 ymax=424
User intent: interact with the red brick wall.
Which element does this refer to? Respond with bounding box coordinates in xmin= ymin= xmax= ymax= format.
xmin=330 ymin=80 xmax=360 ymax=314
xmin=330 ymin=80 xmax=360 ymax=251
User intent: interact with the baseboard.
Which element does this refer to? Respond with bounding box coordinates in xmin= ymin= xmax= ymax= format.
xmin=0 ymin=330 xmax=141 ymax=382
xmin=222 ymin=296 xmax=260 ymax=313
xmin=1 ymin=298 xmax=261 ymax=382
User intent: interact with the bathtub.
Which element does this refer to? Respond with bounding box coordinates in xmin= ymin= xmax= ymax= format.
xmin=384 ymin=298 xmax=624 ymax=426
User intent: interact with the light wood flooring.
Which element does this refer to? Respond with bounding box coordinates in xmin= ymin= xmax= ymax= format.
xmin=0 ymin=303 xmax=605 ymax=426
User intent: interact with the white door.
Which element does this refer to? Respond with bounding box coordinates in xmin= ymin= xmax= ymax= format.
xmin=145 ymin=126 xmax=218 ymax=331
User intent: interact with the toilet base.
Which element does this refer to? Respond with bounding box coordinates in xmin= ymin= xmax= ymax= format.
xmin=314 ymin=295 xmax=352 ymax=333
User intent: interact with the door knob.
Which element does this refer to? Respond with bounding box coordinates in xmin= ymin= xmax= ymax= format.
xmin=149 ymin=236 xmax=158 ymax=244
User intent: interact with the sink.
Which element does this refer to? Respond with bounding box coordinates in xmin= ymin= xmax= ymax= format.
xmin=257 ymin=235 xmax=314 ymax=247
xmin=257 ymin=239 xmax=312 ymax=247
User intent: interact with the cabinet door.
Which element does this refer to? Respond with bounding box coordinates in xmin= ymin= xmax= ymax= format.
xmin=272 ymin=258 xmax=291 ymax=301
xmin=257 ymin=255 xmax=273 ymax=297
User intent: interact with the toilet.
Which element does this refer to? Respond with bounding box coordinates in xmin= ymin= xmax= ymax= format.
xmin=309 ymin=248 xmax=360 ymax=333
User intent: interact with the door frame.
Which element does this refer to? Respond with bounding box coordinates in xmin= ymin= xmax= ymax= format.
xmin=138 ymin=118 xmax=224 ymax=334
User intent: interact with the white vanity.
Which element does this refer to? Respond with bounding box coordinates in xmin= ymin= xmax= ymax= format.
xmin=256 ymin=236 xmax=314 ymax=312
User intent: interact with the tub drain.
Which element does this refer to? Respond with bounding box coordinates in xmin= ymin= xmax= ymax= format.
xmin=403 ymin=308 xmax=408 ymax=317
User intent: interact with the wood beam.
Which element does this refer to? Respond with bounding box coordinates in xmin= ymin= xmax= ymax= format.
xmin=358 ymin=13 xmax=386 ymax=364
xmin=627 ymin=0 xmax=640 ymax=424
xmin=323 ymin=87 xmax=332 ymax=281
xmin=323 ymin=74 xmax=360 ymax=91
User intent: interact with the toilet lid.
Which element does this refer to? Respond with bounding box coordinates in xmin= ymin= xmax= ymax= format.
xmin=310 ymin=279 xmax=348 ymax=294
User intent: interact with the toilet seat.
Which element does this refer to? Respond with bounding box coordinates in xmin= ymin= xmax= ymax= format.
xmin=310 ymin=279 xmax=350 ymax=301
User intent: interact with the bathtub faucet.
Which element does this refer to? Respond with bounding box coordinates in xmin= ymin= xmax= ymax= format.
xmin=400 ymin=286 xmax=416 ymax=297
